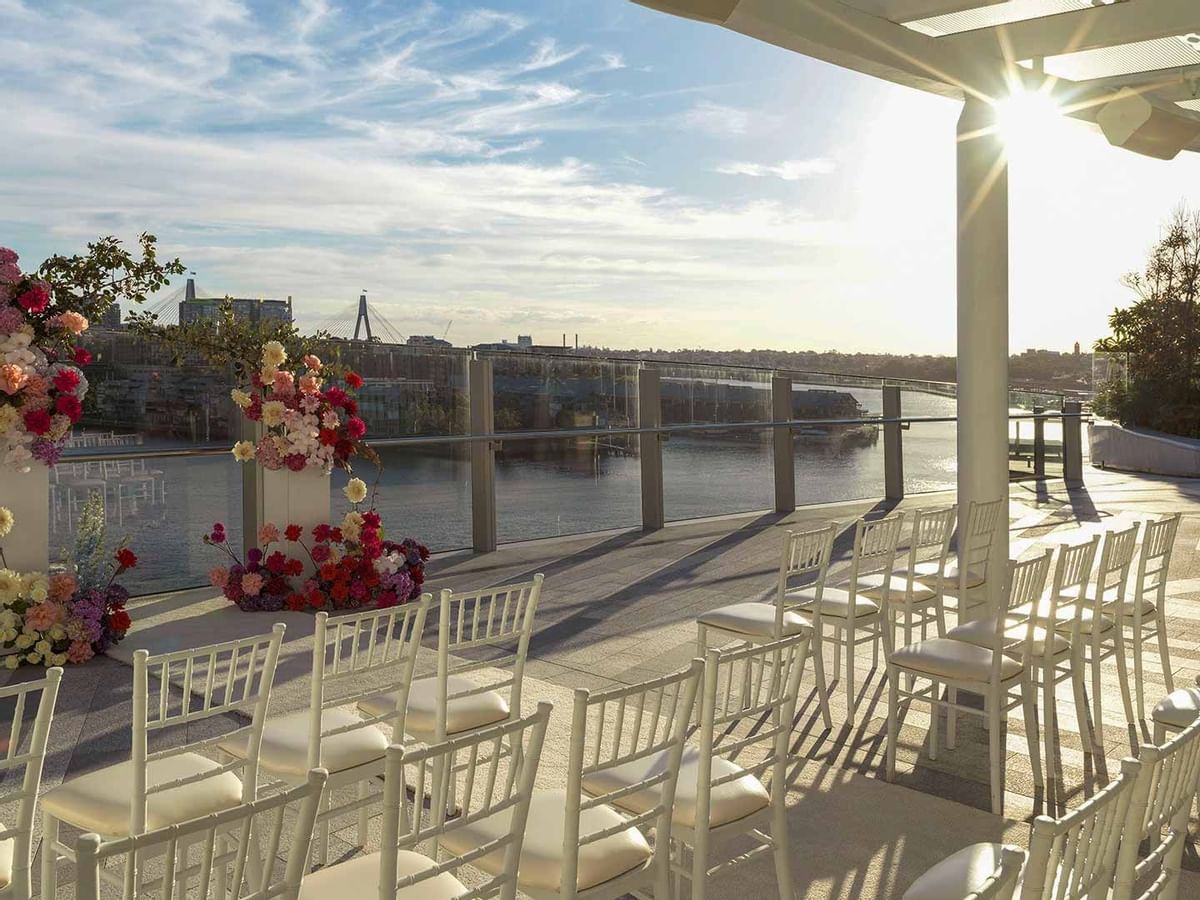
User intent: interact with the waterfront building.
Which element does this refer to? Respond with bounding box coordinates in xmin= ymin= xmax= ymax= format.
xmin=177 ymin=277 xmax=292 ymax=327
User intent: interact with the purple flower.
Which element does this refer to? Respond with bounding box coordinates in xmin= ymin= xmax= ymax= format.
xmin=247 ymin=548 xmax=262 ymax=565
xmin=31 ymin=438 xmax=63 ymax=466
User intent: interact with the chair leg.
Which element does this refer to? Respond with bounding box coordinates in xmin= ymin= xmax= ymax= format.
xmin=691 ymin=824 xmax=708 ymax=900
xmin=1153 ymin=720 xmax=1166 ymax=745
xmin=1112 ymin=627 xmax=1136 ymax=728
xmin=696 ymin=623 xmax=708 ymax=659
xmin=988 ymin=688 xmax=1003 ymax=815
xmin=809 ymin=629 xmax=833 ymax=729
xmin=946 ymin=688 xmax=957 ymax=750
xmin=1132 ymin=626 xmax=1146 ymax=723
xmin=357 ymin=779 xmax=370 ymax=850
xmin=1155 ymin=616 xmax=1175 ymax=693
xmin=886 ymin=666 xmax=899 ymax=780
xmin=1090 ymin=648 xmax=1105 ymax=753
xmin=1021 ymin=674 xmax=1043 ymax=787
xmin=770 ymin=786 xmax=792 ymax=900
xmin=929 ymin=680 xmax=939 ymax=761
xmin=846 ymin=628 xmax=857 ymax=723
xmin=1070 ymin=653 xmax=1092 ymax=755
xmin=1043 ymin=669 xmax=1058 ymax=781
xmin=40 ymin=811 xmax=58 ymax=900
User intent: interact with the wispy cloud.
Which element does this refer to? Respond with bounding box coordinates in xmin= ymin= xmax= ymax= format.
xmin=716 ymin=159 xmax=836 ymax=181
xmin=677 ymin=100 xmax=753 ymax=135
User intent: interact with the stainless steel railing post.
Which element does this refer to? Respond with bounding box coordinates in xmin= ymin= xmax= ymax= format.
xmin=772 ymin=375 xmax=796 ymax=513
xmin=638 ymin=368 xmax=665 ymax=530
xmin=469 ymin=357 xmax=498 ymax=552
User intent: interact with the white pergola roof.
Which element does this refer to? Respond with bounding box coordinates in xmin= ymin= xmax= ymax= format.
xmin=635 ymin=0 xmax=1200 ymax=157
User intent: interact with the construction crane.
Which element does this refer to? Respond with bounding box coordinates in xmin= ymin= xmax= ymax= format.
xmin=441 ymin=320 xmax=453 ymax=341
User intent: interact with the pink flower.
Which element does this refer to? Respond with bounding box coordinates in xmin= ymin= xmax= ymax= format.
xmin=208 ymin=566 xmax=230 ymax=588
xmin=25 ymin=601 xmax=64 ymax=632
xmin=303 ymin=354 xmax=321 ymax=370
xmin=67 ymin=641 xmax=95 ymax=664
xmin=258 ymin=523 xmax=280 ymax=545
xmin=298 ymin=374 xmax=321 ymax=395
xmin=48 ymin=573 xmax=77 ymax=604
xmin=0 ymin=262 xmax=20 ymax=285
xmin=51 ymin=311 xmax=88 ymax=335
xmin=241 ymin=572 xmax=264 ymax=596
xmin=0 ymin=363 xmax=28 ymax=396
xmin=0 ymin=306 xmax=24 ymax=333
xmin=0 ymin=248 xmax=17 ymax=266
xmin=272 ymin=370 xmax=295 ymax=396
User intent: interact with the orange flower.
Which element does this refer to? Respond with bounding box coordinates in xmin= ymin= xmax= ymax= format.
xmin=0 ymin=363 xmax=28 ymax=395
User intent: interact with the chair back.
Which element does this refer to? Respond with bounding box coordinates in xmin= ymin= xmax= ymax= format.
xmin=697 ymin=635 xmax=807 ymax=830
xmin=1113 ymin=717 xmax=1200 ymax=900
xmin=1020 ymin=757 xmax=1140 ymax=900
xmin=1132 ymin=514 xmax=1181 ymax=623
xmin=774 ymin=524 xmax=836 ymax=628
xmin=563 ymin=661 xmax=703 ymax=900
xmin=0 ymin=667 xmax=61 ymax=899
xmin=834 ymin=513 xmax=904 ymax=625
xmin=958 ymin=498 xmax=1006 ymax=594
xmin=905 ymin=504 xmax=957 ymax=591
xmin=75 ymin=768 xmax=328 ymax=900
xmin=429 ymin=575 xmax=543 ymax=742
xmin=379 ymin=705 xmax=551 ymax=900
xmin=311 ymin=595 xmax=432 ymax=764
xmin=132 ymin=625 xmax=286 ymax=835
xmin=1047 ymin=537 xmax=1101 ymax=651
xmin=999 ymin=551 xmax=1053 ymax=673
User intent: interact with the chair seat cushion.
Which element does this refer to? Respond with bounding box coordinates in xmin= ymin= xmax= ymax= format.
xmin=580 ymin=745 xmax=769 ymax=830
xmin=299 ymin=849 xmax=468 ymax=900
xmin=357 ymin=675 xmax=510 ymax=739
xmin=890 ymin=639 xmax=1021 ymax=683
xmin=1152 ymin=686 xmax=1200 ymax=729
xmin=218 ymin=709 xmax=387 ymax=777
xmin=1012 ymin=600 xmax=1116 ymax=635
xmin=902 ymin=843 xmax=1024 ymax=900
xmin=906 ymin=561 xmax=985 ymax=590
xmin=945 ymin=617 xmax=1070 ymax=657
xmin=785 ymin=587 xmax=880 ymax=619
xmin=41 ymin=755 xmax=243 ymax=835
xmin=439 ymin=788 xmax=651 ymax=893
xmin=850 ymin=573 xmax=937 ymax=604
xmin=697 ymin=602 xmax=811 ymax=638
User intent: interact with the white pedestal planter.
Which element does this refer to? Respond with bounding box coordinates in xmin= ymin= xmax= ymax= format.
xmin=1 ymin=465 xmax=50 ymax=574
xmin=258 ymin=467 xmax=330 ymax=573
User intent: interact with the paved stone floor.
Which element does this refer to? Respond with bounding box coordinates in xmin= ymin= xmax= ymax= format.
xmin=9 ymin=464 xmax=1200 ymax=897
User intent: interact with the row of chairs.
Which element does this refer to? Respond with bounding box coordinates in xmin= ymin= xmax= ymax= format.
xmin=3 ymin=573 xmax=815 ymax=900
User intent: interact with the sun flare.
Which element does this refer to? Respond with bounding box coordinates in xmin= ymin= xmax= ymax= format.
xmin=993 ymin=88 xmax=1064 ymax=147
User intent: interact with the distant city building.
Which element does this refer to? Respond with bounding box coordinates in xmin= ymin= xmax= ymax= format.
xmin=1074 ymin=341 xmax=1081 ymax=356
xmin=472 ymin=334 xmax=575 ymax=353
xmin=406 ymin=335 xmax=453 ymax=348
xmin=98 ymin=304 xmax=124 ymax=329
xmin=178 ymin=278 xmax=292 ymax=327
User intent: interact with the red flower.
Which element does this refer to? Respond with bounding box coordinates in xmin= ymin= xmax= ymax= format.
xmin=73 ymin=346 xmax=92 ymax=365
xmin=284 ymin=523 xmax=303 ymax=542
xmin=344 ymin=371 xmax=363 ymax=389
xmin=244 ymin=398 xmax=262 ymax=421
xmin=55 ymin=393 xmax=83 ymax=422
xmin=285 ymin=558 xmax=304 ymax=577
xmin=319 ymin=563 xmax=338 ymax=582
xmin=330 ymin=581 xmax=350 ymax=602
xmin=312 ymin=523 xmax=332 ymax=542
xmin=53 ymin=368 xmax=81 ymax=392
xmin=307 ymin=590 xmax=327 ymax=610
xmin=324 ymin=387 xmax=348 ymax=407
xmin=16 ymin=283 xmax=50 ymax=313
xmin=285 ymin=453 xmax=307 ymax=472
xmin=109 ymin=609 xmax=132 ymax=632
xmin=115 ymin=547 xmax=138 ymax=569
xmin=363 ymin=511 xmax=381 ymax=528
xmin=318 ymin=428 xmax=338 ymax=447
xmin=310 ymin=543 xmax=331 ymax=563
xmin=286 ymin=593 xmax=307 ymax=611
xmin=23 ymin=409 xmax=51 ymax=435
xmin=377 ymin=591 xmax=398 ymax=609
xmin=265 ymin=551 xmax=288 ymax=575
xmin=266 ymin=576 xmax=288 ymax=596
xmin=344 ymin=399 xmax=358 ymax=416
xmin=345 ymin=417 xmax=366 ymax=439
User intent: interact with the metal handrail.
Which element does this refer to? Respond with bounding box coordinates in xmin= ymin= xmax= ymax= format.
xmin=59 ymin=411 xmax=1086 ymax=462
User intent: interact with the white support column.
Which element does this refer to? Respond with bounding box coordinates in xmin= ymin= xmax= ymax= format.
xmin=957 ymin=98 xmax=1009 ymax=591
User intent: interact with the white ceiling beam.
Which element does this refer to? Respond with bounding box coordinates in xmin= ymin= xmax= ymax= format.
xmin=842 ymin=0 xmax=1007 ymax=22
xmin=944 ymin=0 xmax=1200 ymax=64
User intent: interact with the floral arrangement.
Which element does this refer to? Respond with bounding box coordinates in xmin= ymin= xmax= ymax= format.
xmin=0 ymin=496 xmax=134 ymax=667
xmin=205 ymin=478 xmax=428 ymax=612
xmin=229 ymin=341 xmax=368 ymax=474
xmin=0 ymin=247 xmax=91 ymax=470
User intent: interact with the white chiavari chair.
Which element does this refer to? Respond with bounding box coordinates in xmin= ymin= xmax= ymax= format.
xmin=1122 ymin=514 xmax=1182 ymax=723
xmin=790 ymin=513 xmax=905 ymax=722
xmin=902 ymin=846 xmax=1026 ymax=900
xmin=1114 ymin=717 xmax=1200 ymax=900
xmin=0 ymin=667 xmax=61 ymax=900
xmin=41 ymin=626 xmax=286 ymax=897
xmin=1152 ymin=674 xmax=1200 ymax=744
xmin=357 ymin=576 xmax=543 ymax=746
xmin=219 ymin=597 xmax=431 ymax=865
xmin=299 ymin=705 xmax=552 ymax=900
xmin=696 ymin=523 xmax=836 ymax=727
xmin=912 ymin=498 xmax=1005 ymax=623
xmin=867 ymin=505 xmax=957 ymax=652
xmin=646 ymin=635 xmax=807 ymax=900
xmin=441 ymin=661 xmax=703 ymax=900
xmin=74 ymin=768 xmax=327 ymax=900
xmin=903 ymin=757 xmax=1140 ymax=899
xmin=888 ymin=552 xmax=1052 ymax=814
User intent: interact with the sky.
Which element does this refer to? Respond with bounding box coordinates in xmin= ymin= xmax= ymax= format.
xmin=3 ymin=0 xmax=1200 ymax=354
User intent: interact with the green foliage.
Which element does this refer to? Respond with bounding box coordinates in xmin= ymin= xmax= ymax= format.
xmin=71 ymin=494 xmax=109 ymax=594
xmin=127 ymin=300 xmax=343 ymax=380
xmin=1095 ymin=206 xmax=1200 ymax=436
xmin=38 ymin=233 xmax=185 ymax=323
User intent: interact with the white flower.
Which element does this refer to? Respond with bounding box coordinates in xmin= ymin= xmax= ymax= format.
xmin=262 ymin=341 xmax=287 ymax=368
xmin=3 ymin=655 xmax=17 ymax=670
xmin=261 ymin=401 xmax=286 ymax=427
xmin=231 ymin=389 xmax=252 ymax=409
xmin=49 ymin=653 xmax=67 ymax=666
xmin=48 ymin=624 xmax=65 ymax=641
xmin=22 ymin=573 xmax=48 ymax=602
xmin=231 ymin=441 xmax=256 ymax=463
xmin=24 ymin=653 xmax=39 ymax=665
xmin=341 ymin=511 xmax=364 ymax=541
xmin=16 ymin=633 xmax=34 ymax=649
xmin=33 ymin=640 xmax=51 ymax=656
xmin=0 ymin=569 xmax=21 ymax=604
xmin=343 ymin=478 xmax=367 ymax=504
xmin=0 ymin=506 xmax=12 ymax=538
